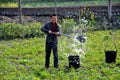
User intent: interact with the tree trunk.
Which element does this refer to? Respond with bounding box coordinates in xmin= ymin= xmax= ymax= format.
xmin=54 ymin=0 xmax=57 ymax=15
xmin=108 ymin=0 xmax=112 ymax=21
xmin=18 ymin=0 xmax=22 ymax=24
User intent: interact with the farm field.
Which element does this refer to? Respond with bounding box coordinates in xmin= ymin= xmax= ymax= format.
xmin=22 ymin=0 xmax=120 ymax=7
xmin=0 ymin=0 xmax=120 ymax=79
xmin=0 ymin=30 xmax=120 ymax=80
xmin=0 ymin=0 xmax=120 ymax=7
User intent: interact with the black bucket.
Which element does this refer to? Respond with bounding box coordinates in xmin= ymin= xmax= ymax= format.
xmin=68 ymin=55 xmax=80 ymax=69
xmin=105 ymin=50 xmax=117 ymax=63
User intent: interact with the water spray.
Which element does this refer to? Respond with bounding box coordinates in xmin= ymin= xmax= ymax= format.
xmin=59 ymin=17 xmax=88 ymax=68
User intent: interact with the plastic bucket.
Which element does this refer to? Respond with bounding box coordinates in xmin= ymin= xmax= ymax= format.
xmin=105 ymin=50 xmax=117 ymax=63
xmin=68 ymin=55 xmax=80 ymax=69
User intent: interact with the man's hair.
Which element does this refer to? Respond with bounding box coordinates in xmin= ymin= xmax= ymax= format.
xmin=50 ymin=14 xmax=57 ymax=18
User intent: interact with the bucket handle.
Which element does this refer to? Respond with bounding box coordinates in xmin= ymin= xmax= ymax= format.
xmin=104 ymin=41 xmax=118 ymax=52
xmin=104 ymin=31 xmax=118 ymax=52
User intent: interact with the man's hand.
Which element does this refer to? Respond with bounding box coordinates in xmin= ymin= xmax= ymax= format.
xmin=52 ymin=32 xmax=60 ymax=36
xmin=49 ymin=31 xmax=60 ymax=36
xmin=48 ymin=30 xmax=52 ymax=34
xmin=54 ymin=32 xmax=60 ymax=35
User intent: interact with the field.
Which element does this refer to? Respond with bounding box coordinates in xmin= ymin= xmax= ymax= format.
xmin=0 ymin=30 xmax=120 ymax=80
xmin=0 ymin=0 xmax=120 ymax=79
xmin=22 ymin=0 xmax=120 ymax=7
xmin=0 ymin=0 xmax=120 ymax=7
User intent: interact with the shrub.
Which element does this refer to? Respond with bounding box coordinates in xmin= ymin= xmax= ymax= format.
xmin=60 ymin=19 xmax=76 ymax=34
xmin=0 ymin=22 xmax=44 ymax=40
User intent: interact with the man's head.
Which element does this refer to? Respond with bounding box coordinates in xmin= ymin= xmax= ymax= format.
xmin=50 ymin=14 xmax=57 ymax=23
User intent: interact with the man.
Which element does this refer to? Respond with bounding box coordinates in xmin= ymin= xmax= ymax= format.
xmin=41 ymin=14 xmax=61 ymax=69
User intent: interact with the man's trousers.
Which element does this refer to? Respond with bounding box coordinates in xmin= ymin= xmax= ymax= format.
xmin=45 ymin=40 xmax=58 ymax=68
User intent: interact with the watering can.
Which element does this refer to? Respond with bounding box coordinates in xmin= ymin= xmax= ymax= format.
xmin=76 ymin=34 xmax=86 ymax=43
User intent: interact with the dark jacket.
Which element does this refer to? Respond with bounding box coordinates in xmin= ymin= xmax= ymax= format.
xmin=41 ymin=22 xmax=60 ymax=41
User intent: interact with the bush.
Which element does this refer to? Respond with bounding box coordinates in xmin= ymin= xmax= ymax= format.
xmin=60 ymin=19 xmax=77 ymax=34
xmin=0 ymin=22 xmax=44 ymax=40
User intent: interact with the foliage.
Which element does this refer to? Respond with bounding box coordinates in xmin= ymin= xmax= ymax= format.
xmin=0 ymin=0 xmax=18 ymax=7
xmin=79 ymin=7 xmax=95 ymax=27
xmin=0 ymin=2 xmax=18 ymax=7
xmin=0 ymin=22 xmax=44 ymax=40
xmin=0 ymin=0 xmax=17 ymax=2
xmin=22 ymin=0 xmax=120 ymax=7
xmin=1 ymin=0 xmax=120 ymax=7
xmin=60 ymin=19 xmax=77 ymax=34
xmin=0 ymin=19 xmax=110 ymax=40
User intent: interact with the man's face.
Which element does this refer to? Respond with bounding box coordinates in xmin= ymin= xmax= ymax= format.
xmin=51 ymin=16 xmax=57 ymax=23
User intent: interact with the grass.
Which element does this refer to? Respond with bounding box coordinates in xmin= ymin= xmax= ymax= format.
xmin=0 ymin=30 xmax=120 ymax=80
xmin=22 ymin=0 xmax=120 ymax=7
xmin=0 ymin=2 xmax=18 ymax=7
xmin=0 ymin=0 xmax=120 ymax=7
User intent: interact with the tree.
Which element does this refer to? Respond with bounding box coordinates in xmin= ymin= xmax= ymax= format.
xmin=18 ymin=0 xmax=22 ymax=24
xmin=54 ymin=0 xmax=57 ymax=15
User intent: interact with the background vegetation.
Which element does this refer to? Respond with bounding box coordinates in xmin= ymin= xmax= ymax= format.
xmin=0 ymin=0 xmax=120 ymax=7
xmin=0 ymin=22 xmax=44 ymax=40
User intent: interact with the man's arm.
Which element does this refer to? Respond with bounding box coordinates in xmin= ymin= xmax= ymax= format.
xmin=41 ymin=24 xmax=49 ymax=34
xmin=55 ymin=24 xmax=61 ymax=36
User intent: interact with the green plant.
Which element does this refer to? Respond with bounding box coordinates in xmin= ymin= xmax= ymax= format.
xmin=0 ymin=22 xmax=44 ymax=40
xmin=60 ymin=19 xmax=76 ymax=34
